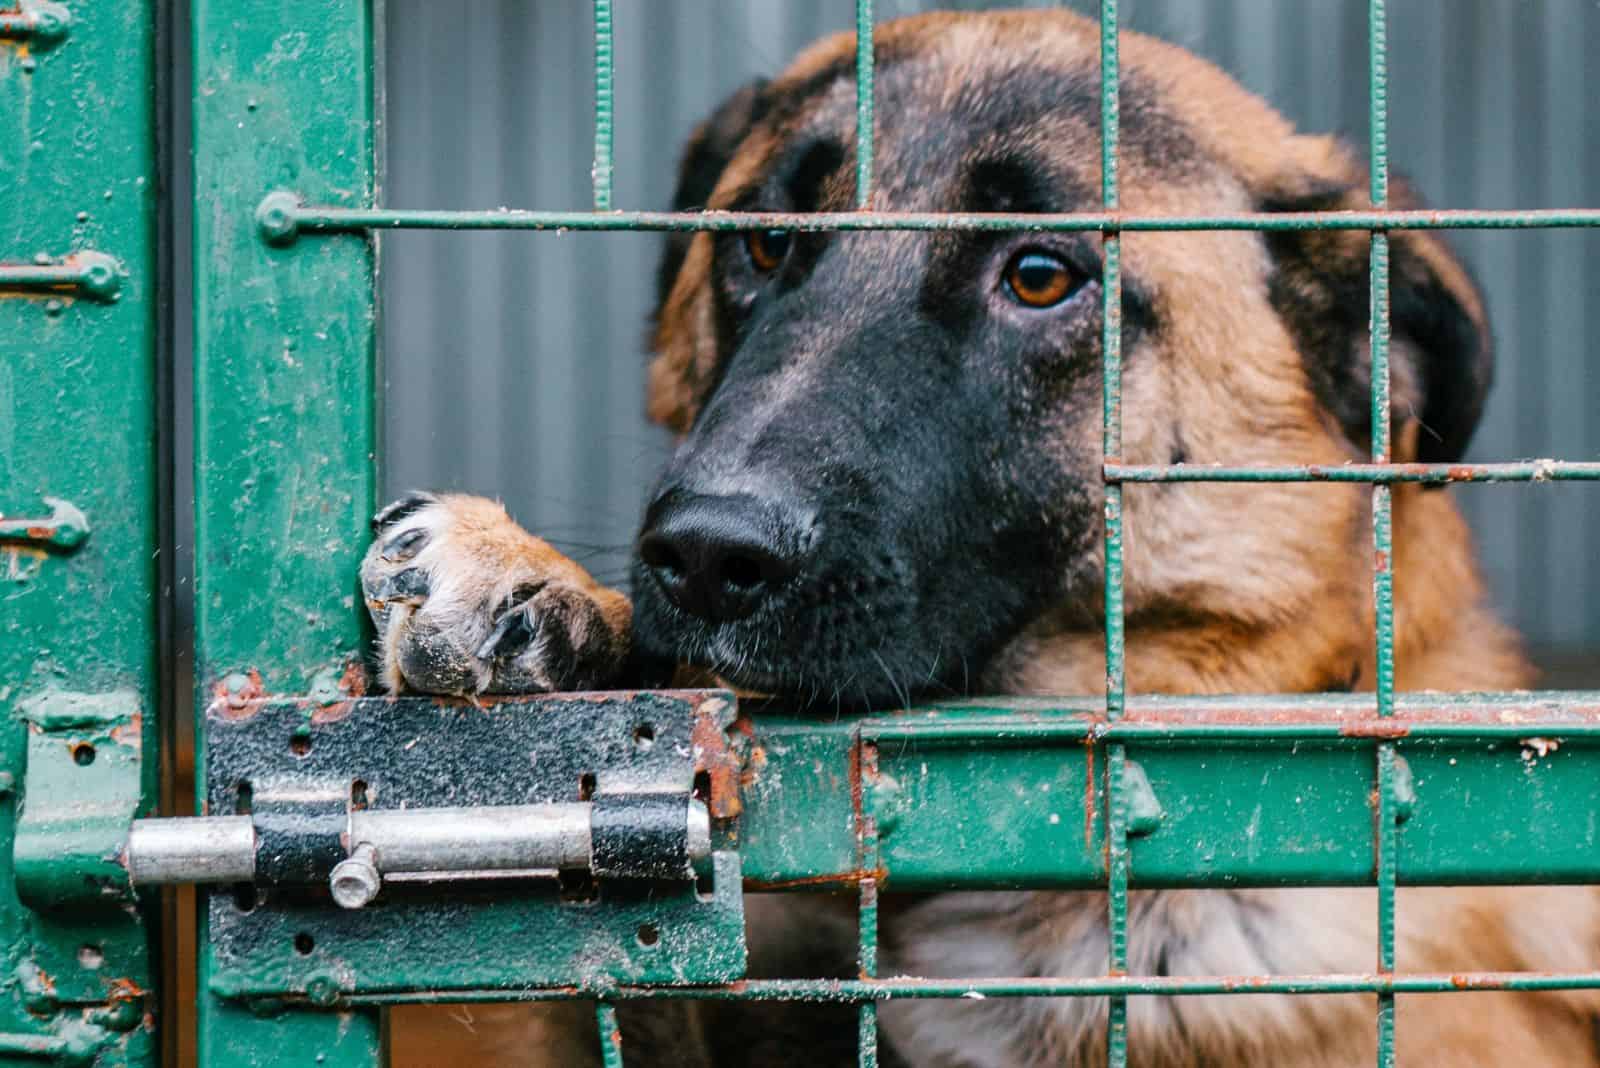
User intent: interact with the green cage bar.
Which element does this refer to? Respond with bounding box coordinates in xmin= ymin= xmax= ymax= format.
xmin=854 ymin=7 xmax=879 ymax=1062
xmin=1367 ymin=0 xmax=1399 ymax=1062
xmin=593 ymin=0 xmax=614 ymax=211
xmin=855 ymin=0 xmax=875 ymax=208
xmin=1097 ymin=1 xmax=1131 ymax=1064
xmin=256 ymin=203 xmax=1600 ymax=238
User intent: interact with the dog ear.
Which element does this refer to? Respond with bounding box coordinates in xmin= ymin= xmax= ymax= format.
xmin=655 ymin=79 xmax=770 ymax=309
xmin=1260 ymin=159 xmax=1493 ymax=466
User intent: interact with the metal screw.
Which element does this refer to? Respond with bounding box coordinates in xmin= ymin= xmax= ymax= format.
xmin=329 ymin=842 xmax=380 ymax=909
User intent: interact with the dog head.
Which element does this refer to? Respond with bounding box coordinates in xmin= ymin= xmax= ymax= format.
xmin=631 ymin=11 xmax=1493 ymax=705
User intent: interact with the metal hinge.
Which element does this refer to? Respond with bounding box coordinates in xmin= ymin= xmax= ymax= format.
xmin=8 ymin=689 xmax=149 ymax=1064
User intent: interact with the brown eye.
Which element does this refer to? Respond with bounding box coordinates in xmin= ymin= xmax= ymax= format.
xmin=745 ymin=229 xmax=792 ymax=272
xmin=1003 ymin=249 xmax=1078 ymax=308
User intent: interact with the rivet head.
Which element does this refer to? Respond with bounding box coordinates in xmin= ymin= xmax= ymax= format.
xmin=304 ymin=975 xmax=340 ymax=1007
xmin=255 ymin=191 xmax=302 ymax=245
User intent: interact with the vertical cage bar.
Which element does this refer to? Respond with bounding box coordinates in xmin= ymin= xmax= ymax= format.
xmin=1368 ymin=0 xmax=1398 ymax=1064
xmin=592 ymin=0 xmax=615 ymax=210
xmin=596 ymin=1002 xmax=625 ymax=1068
xmin=855 ymin=0 xmax=876 ymax=207
xmin=857 ymin=738 xmax=883 ymax=1068
xmin=1099 ymin=2 xmax=1129 ymax=1066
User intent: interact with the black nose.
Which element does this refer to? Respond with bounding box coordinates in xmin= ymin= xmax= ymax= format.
xmin=638 ymin=492 xmax=805 ymax=622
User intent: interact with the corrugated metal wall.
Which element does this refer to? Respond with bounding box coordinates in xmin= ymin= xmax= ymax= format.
xmin=382 ymin=0 xmax=1600 ymax=652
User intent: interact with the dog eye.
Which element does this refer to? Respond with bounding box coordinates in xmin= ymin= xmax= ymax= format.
xmin=1003 ymin=250 xmax=1079 ymax=308
xmin=745 ymin=229 xmax=792 ymax=273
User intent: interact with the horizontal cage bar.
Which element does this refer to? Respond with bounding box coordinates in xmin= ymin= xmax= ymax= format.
xmin=1103 ymin=461 xmax=1600 ymax=484
xmin=344 ymin=970 xmax=1600 ymax=1006
xmin=254 ymin=195 xmax=1600 ymax=244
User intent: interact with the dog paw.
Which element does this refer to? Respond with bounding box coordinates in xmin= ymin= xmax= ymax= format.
xmin=360 ymin=492 xmax=632 ymax=696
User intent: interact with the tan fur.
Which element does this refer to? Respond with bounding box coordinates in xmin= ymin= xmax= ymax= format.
xmin=384 ymin=10 xmax=1596 ymax=1067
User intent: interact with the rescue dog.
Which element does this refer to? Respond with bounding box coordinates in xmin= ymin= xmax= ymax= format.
xmin=369 ymin=10 xmax=1600 ymax=1066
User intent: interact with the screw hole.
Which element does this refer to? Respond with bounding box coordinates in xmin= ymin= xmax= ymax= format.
xmin=293 ymin=933 xmax=315 ymax=955
xmin=289 ymin=732 xmax=312 ymax=757
xmin=77 ymin=945 xmax=104 ymax=970
xmin=232 ymin=884 xmax=257 ymax=913
xmin=350 ymin=779 xmax=369 ymax=810
xmin=692 ymin=770 xmax=711 ymax=804
xmin=632 ymin=724 xmax=655 ymax=751
xmin=578 ymin=772 xmax=596 ymax=802
xmin=636 ymin=923 xmax=660 ymax=948
xmin=234 ymin=780 xmax=253 ymax=815
xmin=72 ymin=743 xmax=95 ymax=767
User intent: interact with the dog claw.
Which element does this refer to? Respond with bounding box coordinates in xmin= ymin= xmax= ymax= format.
xmin=381 ymin=526 xmax=430 ymax=562
xmin=475 ymin=607 xmax=535 ymax=661
xmin=372 ymin=491 xmax=437 ymax=533
xmin=370 ymin=566 xmax=430 ymax=604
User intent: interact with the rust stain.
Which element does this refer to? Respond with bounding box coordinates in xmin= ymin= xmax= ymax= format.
xmin=106 ymin=977 xmax=146 ymax=999
xmin=110 ymin=709 xmax=142 ymax=746
xmin=1083 ymin=740 xmax=1097 ymax=851
xmin=339 ymin=659 xmax=368 ymax=697
xmin=690 ymin=699 xmax=745 ymax=819
xmin=1374 ymin=549 xmax=1390 ymax=571
xmin=744 ymin=868 xmax=887 ymax=892
xmin=848 ymin=737 xmax=866 ymax=838
xmin=1339 ymin=722 xmax=1410 ymax=739
xmin=1115 ymin=698 xmax=1600 ymax=729
xmin=311 ymin=702 xmax=353 ymax=724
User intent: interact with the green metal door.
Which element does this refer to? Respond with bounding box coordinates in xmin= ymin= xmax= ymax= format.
xmin=1 ymin=1 xmax=161 ymax=1063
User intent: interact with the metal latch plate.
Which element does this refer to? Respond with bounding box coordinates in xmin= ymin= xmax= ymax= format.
xmin=203 ymin=690 xmax=746 ymax=1001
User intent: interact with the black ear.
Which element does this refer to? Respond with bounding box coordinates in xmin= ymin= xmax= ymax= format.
xmin=655 ymin=79 xmax=771 ymax=310
xmin=1262 ymin=178 xmax=1494 ymax=466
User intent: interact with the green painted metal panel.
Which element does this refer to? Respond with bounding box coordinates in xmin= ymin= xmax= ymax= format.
xmin=1 ymin=1 xmax=160 ymax=1063
xmin=734 ymin=697 xmax=1600 ymax=894
xmin=191 ymin=0 xmax=382 ymax=1062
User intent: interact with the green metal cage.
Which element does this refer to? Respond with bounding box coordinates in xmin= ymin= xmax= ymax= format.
xmin=225 ymin=3 xmax=1600 ymax=1065
xmin=6 ymin=1 xmax=1600 ymax=1065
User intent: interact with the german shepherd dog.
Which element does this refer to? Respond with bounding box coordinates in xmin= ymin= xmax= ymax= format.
xmin=369 ymin=11 xmax=1600 ymax=1067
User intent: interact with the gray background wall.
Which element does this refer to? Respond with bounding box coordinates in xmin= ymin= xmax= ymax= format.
xmin=381 ymin=0 xmax=1600 ymax=656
